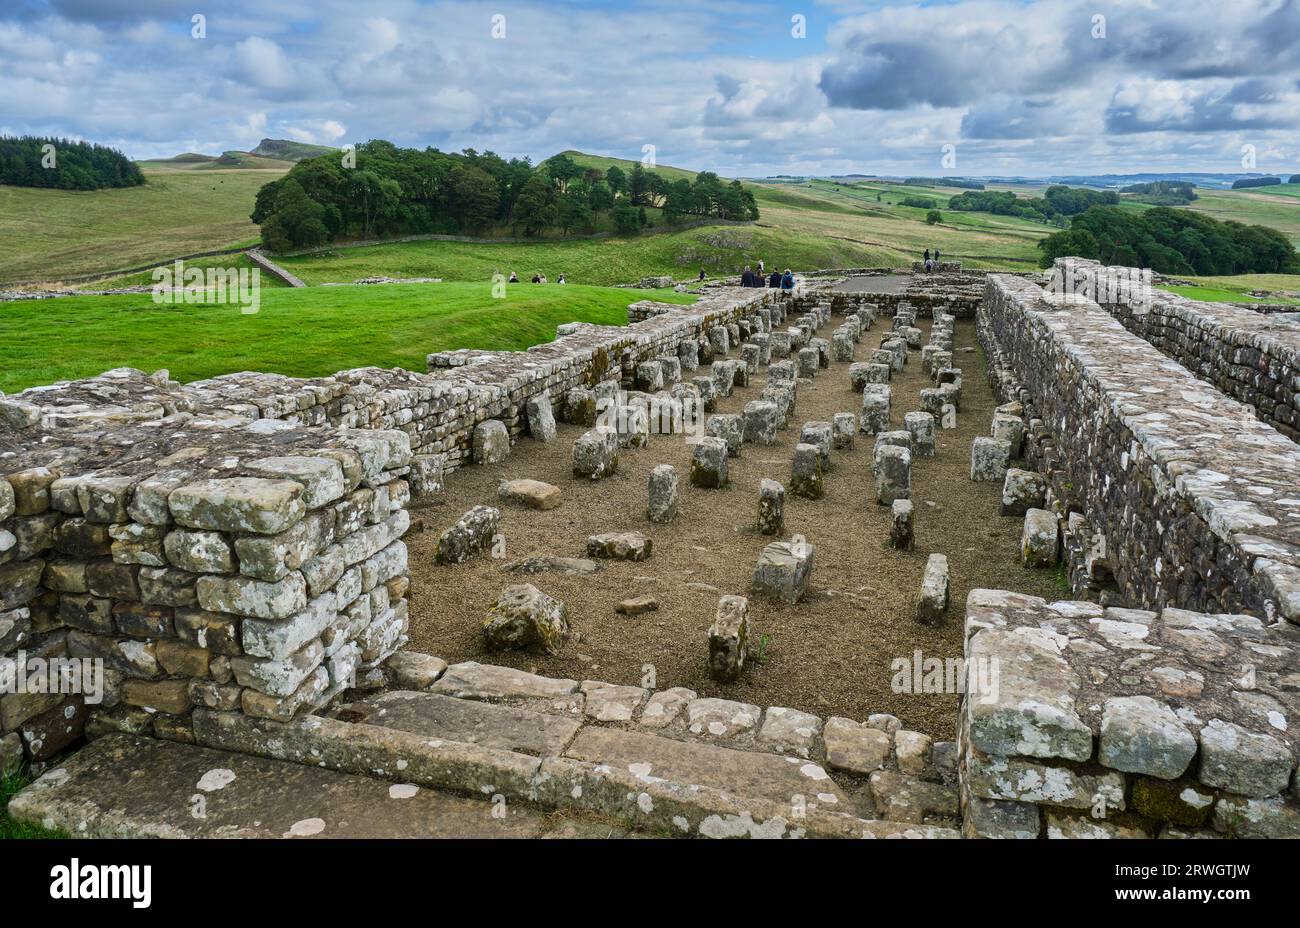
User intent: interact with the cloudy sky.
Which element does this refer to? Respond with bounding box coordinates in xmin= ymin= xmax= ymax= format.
xmin=2 ymin=0 xmax=1298 ymax=177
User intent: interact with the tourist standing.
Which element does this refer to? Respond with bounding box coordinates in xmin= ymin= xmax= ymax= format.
xmin=780 ymin=268 xmax=794 ymax=290
xmin=768 ymin=268 xmax=781 ymax=289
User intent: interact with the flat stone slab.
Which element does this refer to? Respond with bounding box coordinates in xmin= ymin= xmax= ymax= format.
xmin=429 ymin=661 xmax=582 ymax=713
xmin=561 ymin=726 xmax=850 ymax=809
xmin=8 ymin=733 xmax=545 ymax=838
xmin=504 ymin=556 xmax=602 ymax=576
xmin=336 ymin=690 xmax=582 ymax=757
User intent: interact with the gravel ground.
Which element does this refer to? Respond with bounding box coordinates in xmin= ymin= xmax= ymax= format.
xmin=405 ymin=314 xmax=1063 ymax=739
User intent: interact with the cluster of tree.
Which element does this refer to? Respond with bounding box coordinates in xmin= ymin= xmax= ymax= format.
xmin=1038 ymin=205 xmax=1298 ymax=275
xmin=946 ymin=186 xmax=1118 ymax=224
xmin=1232 ymin=177 xmax=1282 ymax=189
xmin=898 ymin=196 xmax=937 ymax=209
xmin=905 ymin=177 xmax=985 ymax=190
xmin=1120 ymin=181 xmax=1198 ymax=205
xmin=250 ymin=142 xmax=758 ymax=251
xmin=0 ymin=136 xmax=144 ymax=190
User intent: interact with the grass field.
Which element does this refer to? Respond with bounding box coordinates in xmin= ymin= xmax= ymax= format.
xmin=0 ymin=165 xmax=285 ymax=284
xmin=271 ymin=222 xmax=885 ymax=286
xmin=1167 ymin=274 xmax=1300 ymax=305
xmin=0 ymin=282 xmax=696 ymax=393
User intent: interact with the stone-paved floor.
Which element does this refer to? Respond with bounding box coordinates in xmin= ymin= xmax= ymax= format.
xmin=405 ymin=313 xmax=1063 ymax=739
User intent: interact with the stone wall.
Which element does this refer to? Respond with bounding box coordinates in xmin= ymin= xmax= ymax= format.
xmin=0 ymin=370 xmax=413 ymax=765
xmin=1054 ymin=257 xmax=1300 ymax=441
xmin=960 ymin=589 xmax=1300 ymax=838
xmin=0 ymin=286 xmax=778 ymax=773
xmin=978 ymin=273 xmax=1300 ymax=624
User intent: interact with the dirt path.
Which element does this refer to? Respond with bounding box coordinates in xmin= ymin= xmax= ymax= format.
xmin=405 ymin=315 xmax=1063 ymax=738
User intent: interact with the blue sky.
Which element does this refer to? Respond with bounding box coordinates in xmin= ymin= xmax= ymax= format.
xmin=1 ymin=0 xmax=1297 ymax=177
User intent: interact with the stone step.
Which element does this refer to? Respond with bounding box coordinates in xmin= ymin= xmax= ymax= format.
xmin=563 ymin=726 xmax=851 ymax=812
xmin=336 ymin=690 xmax=582 ymax=757
xmin=6 ymin=733 xmax=563 ymax=839
xmin=188 ymin=705 xmax=960 ymax=839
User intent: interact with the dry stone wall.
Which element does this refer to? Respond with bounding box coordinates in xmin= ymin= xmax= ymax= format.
xmin=0 ymin=286 xmax=778 ymax=772
xmin=961 ymin=589 xmax=1300 ymax=838
xmin=1055 ymin=257 xmax=1300 ymax=441
xmin=978 ymin=273 xmax=1300 ymax=624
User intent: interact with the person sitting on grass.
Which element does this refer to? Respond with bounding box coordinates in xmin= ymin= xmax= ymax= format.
xmin=508 ymin=271 xmax=519 ymax=283
xmin=557 ymin=273 xmax=566 ymax=284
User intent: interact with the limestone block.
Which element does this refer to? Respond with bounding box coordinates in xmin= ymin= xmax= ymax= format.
xmin=706 ymin=413 xmax=744 ymax=457
xmin=859 ymin=383 xmax=891 ymax=435
xmin=757 ymin=479 xmax=785 ymax=535
xmin=586 ymin=531 xmax=652 ymax=561
xmin=435 ymin=505 xmax=501 ymax=564
xmin=874 ymin=444 xmax=911 ymax=505
xmin=832 ymin=412 xmax=856 ymax=450
xmin=742 ymin=401 xmax=779 ymax=445
xmin=890 ymin=499 xmax=914 ymax=550
xmin=498 ymin=479 xmax=562 ymax=511
xmin=472 ymin=420 xmax=510 ymax=465
xmin=572 ymin=427 xmax=620 ymax=480
xmin=751 ymin=540 xmax=813 ymax=604
xmin=708 ymin=595 xmax=749 ymax=682
xmin=1001 ymin=469 xmax=1046 ymax=517
xmin=799 ymin=421 xmax=833 ymax=471
xmin=482 ymin=583 xmax=570 ymax=655
xmin=647 ymin=464 xmax=679 ymax=524
xmin=789 ymin=443 xmax=825 ymax=500
xmin=690 ymin=437 xmax=729 ymax=489
xmin=1098 ymin=695 xmax=1197 ymax=779
xmin=916 ymin=554 xmax=949 ymax=626
xmin=1020 ymin=508 xmax=1059 ymax=567
xmin=525 ymin=394 xmax=558 ymax=442
xmin=970 ymin=437 xmax=1011 ymax=482
xmin=169 ymin=478 xmax=305 ymax=535
xmin=904 ymin=411 xmax=936 ymax=456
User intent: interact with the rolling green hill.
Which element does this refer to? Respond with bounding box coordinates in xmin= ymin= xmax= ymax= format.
xmin=0 ymin=164 xmax=286 ymax=284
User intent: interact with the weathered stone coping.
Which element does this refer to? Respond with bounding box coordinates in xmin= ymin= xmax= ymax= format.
xmin=981 ymin=273 xmax=1300 ymax=623
xmin=961 ymin=589 xmax=1300 ymax=838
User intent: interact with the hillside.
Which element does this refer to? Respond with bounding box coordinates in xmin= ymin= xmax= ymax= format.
xmin=0 ymin=162 xmax=286 ymax=284
xmin=251 ymin=138 xmax=338 ymax=161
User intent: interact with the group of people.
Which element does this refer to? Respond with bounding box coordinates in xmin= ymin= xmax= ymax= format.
xmin=506 ymin=271 xmax=566 ymax=284
xmin=737 ymin=259 xmax=794 ymax=290
xmin=922 ymin=248 xmax=942 ymax=273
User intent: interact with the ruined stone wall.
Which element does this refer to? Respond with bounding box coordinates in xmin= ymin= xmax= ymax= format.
xmin=960 ymin=589 xmax=1300 ymax=838
xmin=0 ymin=287 xmax=777 ymax=772
xmin=1055 ymin=258 xmax=1300 ymax=441
xmin=978 ymin=273 xmax=1300 ymax=624
xmin=0 ymin=372 xmax=413 ymax=766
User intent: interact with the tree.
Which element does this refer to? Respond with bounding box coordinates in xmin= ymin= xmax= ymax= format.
xmin=588 ymin=180 xmax=614 ymax=217
xmin=612 ymin=204 xmax=642 ymax=233
xmin=447 ymin=163 xmax=499 ymax=232
xmin=513 ymin=172 xmax=556 ymax=235
xmin=605 ymin=165 xmax=626 ymax=198
xmin=925 ymin=210 xmax=942 ymax=225
xmin=557 ymin=184 xmax=592 ymax=234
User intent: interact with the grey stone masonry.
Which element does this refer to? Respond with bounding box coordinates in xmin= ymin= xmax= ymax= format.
xmin=961 ymin=589 xmax=1300 ymax=838
xmin=0 ymin=284 xmax=782 ymax=766
xmin=1054 ymin=258 xmax=1300 ymax=442
xmin=979 ymin=272 xmax=1300 ymax=624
